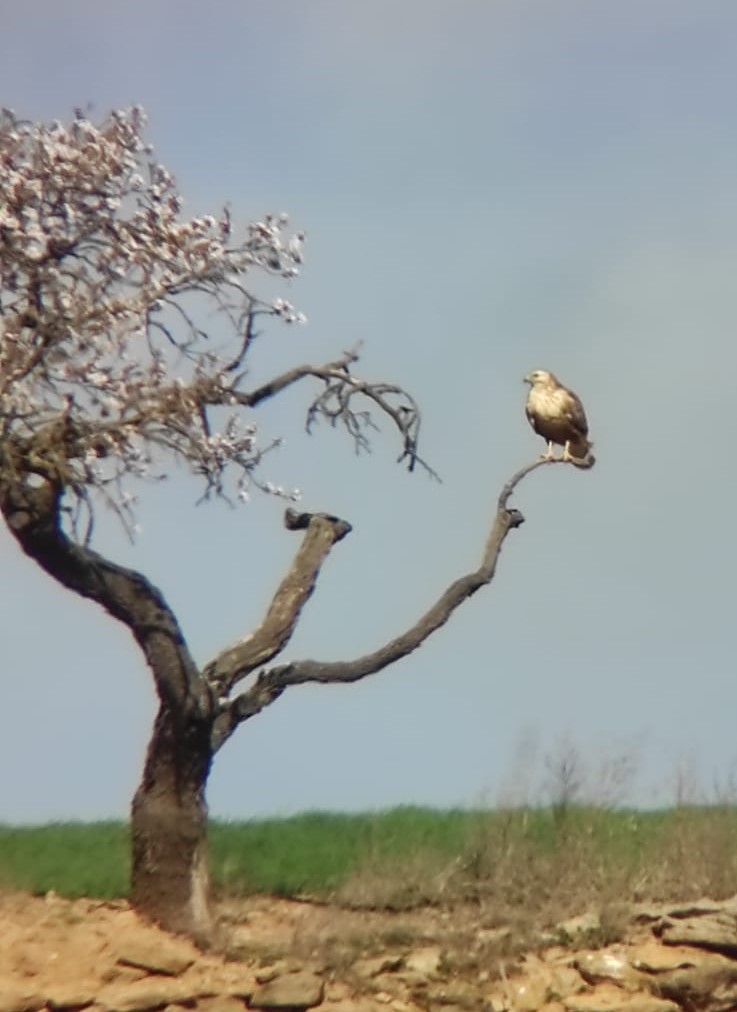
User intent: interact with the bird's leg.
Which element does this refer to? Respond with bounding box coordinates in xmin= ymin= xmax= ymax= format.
xmin=562 ymin=441 xmax=572 ymax=461
xmin=540 ymin=441 xmax=556 ymax=461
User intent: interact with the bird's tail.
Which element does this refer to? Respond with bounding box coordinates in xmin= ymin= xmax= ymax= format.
xmin=569 ymin=439 xmax=595 ymax=469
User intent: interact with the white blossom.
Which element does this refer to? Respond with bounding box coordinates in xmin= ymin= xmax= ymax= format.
xmin=0 ymin=105 xmax=306 ymax=539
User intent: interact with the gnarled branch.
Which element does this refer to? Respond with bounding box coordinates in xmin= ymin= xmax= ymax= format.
xmin=231 ymin=346 xmax=437 ymax=479
xmin=215 ymin=456 xmax=567 ymax=746
xmin=205 ymin=507 xmax=352 ymax=707
xmin=0 ymin=476 xmax=208 ymax=719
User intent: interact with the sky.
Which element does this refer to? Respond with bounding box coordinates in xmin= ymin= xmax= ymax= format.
xmin=2 ymin=0 xmax=737 ymax=822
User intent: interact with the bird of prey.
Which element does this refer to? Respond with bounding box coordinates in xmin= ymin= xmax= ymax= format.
xmin=523 ymin=369 xmax=595 ymax=468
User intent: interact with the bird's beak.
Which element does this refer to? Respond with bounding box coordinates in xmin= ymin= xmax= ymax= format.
xmin=523 ymin=373 xmax=532 ymax=385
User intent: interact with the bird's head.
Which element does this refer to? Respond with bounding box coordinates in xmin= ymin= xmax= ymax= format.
xmin=523 ymin=369 xmax=556 ymax=387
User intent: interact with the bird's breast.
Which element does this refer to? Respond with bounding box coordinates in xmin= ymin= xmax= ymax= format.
xmin=527 ymin=386 xmax=566 ymax=419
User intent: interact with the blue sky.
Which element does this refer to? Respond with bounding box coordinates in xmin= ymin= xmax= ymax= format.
xmin=2 ymin=1 xmax=737 ymax=821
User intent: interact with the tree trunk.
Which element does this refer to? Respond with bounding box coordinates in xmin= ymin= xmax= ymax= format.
xmin=130 ymin=706 xmax=215 ymax=943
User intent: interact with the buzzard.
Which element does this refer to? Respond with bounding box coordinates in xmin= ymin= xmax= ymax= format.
xmin=523 ymin=369 xmax=595 ymax=468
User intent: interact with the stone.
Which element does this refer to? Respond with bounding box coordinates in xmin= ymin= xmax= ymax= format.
xmin=351 ymin=956 xmax=404 ymax=980
xmin=213 ymin=966 xmax=257 ymax=1001
xmin=320 ymin=1001 xmax=388 ymax=1012
xmin=249 ymin=972 xmax=324 ymax=1010
xmin=657 ymin=912 xmax=737 ymax=955
xmin=423 ymin=980 xmax=481 ymax=1008
xmin=321 ymin=982 xmax=353 ymax=1003
xmin=254 ymin=969 xmax=281 ymax=986
xmin=0 ymin=989 xmax=46 ymax=1012
xmin=100 ymin=969 xmax=149 ymax=987
xmin=384 ymin=970 xmax=427 ymax=993
xmin=632 ymin=900 xmax=725 ymax=924
xmin=659 ymin=899 xmax=727 ymax=919
xmin=193 ymin=1000 xmax=245 ymax=1012
xmin=574 ymin=950 xmax=647 ymax=991
xmin=403 ymin=948 xmax=442 ymax=977
xmin=504 ymin=969 xmax=553 ymax=1012
xmin=47 ymin=986 xmax=98 ymax=1009
xmin=116 ymin=940 xmax=196 ymax=977
xmin=555 ymin=913 xmax=601 ymax=943
xmin=513 ymin=956 xmax=587 ymax=1004
xmin=97 ymin=980 xmax=205 ymax=1012
xmin=629 ymin=942 xmax=703 ymax=973
xmin=563 ymin=987 xmax=680 ymax=1012
xmin=638 ymin=949 xmax=737 ymax=1009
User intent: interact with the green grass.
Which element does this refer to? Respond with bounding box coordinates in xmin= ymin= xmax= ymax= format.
xmin=210 ymin=806 xmax=477 ymax=897
xmin=0 ymin=821 xmax=129 ymax=898
xmin=3 ymin=804 xmax=737 ymax=914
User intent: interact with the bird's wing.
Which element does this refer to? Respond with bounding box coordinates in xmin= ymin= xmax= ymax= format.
xmin=559 ymin=385 xmax=589 ymax=438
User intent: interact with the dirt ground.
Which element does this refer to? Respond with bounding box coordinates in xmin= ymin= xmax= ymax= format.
xmin=0 ymin=889 xmax=512 ymax=1005
xmin=6 ymin=889 xmax=737 ymax=1012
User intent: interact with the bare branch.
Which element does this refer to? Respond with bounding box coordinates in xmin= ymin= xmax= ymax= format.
xmin=234 ymin=349 xmax=360 ymax=406
xmin=218 ymin=457 xmax=567 ymax=739
xmin=204 ymin=508 xmax=352 ymax=707
xmin=233 ymin=347 xmax=437 ymax=478
xmin=0 ymin=475 xmax=209 ymax=719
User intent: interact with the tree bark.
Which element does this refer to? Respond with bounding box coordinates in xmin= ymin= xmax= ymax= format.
xmin=0 ymin=475 xmax=218 ymax=940
xmin=130 ymin=706 xmax=215 ymax=943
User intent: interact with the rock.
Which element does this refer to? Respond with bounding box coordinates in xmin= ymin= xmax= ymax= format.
xmin=555 ymin=913 xmax=601 ymax=943
xmin=660 ymin=899 xmax=728 ymax=919
xmin=629 ymin=941 xmax=703 ymax=973
xmin=423 ymin=980 xmax=481 ymax=1008
xmin=321 ymin=982 xmax=353 ymax=1003
xmin=97 ymin=980 xmax=205 ymax=1012
xmin=0 ymin=989 xmax=46 ymax=1012
xmin=193 ymin=1000 xmax=246 ymax=1012
xmin=427 ymin=1005 xmax=476 ymax=1012
xmin=320 ymin=1001 xmax=389 ymax=1012
xmin=486 ymin=954 xmax=585 ymax=1012
xmin=503 ymin=969 xmax=552 ymax=1012
xmin=116 ymin=939 xmax=196 ymax=977
xmin=249 ymin=972 xmax=324 ymax=1010
xmin=574 ymin=950 xmax=647 ymax=991
xmin=100 ymin=969 xmax=149 ymax=987
xmin=319 ymin=1001 xmax=389 ymax=1012
xmin=563 ymin=987 xmax=680 ymax=1012
xmin=562 ymin=987 xmax=680 ymax=1011
xmin=632 ymin=900 xmax=725 ymax=924
xmin=404 ymin=948 xmax=442 ymax=977
xmin=384 ymin=970 xmax=427 ymax=992
xmin=657 ymin=912 xmax=737 ymax=955
xmin=254 ymin=964 xmax=301 ymax=985
xmin=351 ymin=956 xmax=405 ymax=980
xmin=639 ymin=949 xmax=737 ymax=1010
xmin=211 ymin=965 xmax=257 ymax=1001
xmin=47 ymin=986 xmax=98 ymax=1009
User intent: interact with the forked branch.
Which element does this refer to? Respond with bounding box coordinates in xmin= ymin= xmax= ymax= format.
xmin=232 ymin=346 xmax=437 ymax=479
xmin=204 ymin=508 xmax=352 ymax=698
xmin=213 ymin=456 xmax=565 ymax=749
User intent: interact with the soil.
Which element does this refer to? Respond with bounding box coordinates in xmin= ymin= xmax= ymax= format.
xmin=6 ymin=890 xmax=737 ymax=1012
xmin=0 ymin=889 xmax=509 ymax=1006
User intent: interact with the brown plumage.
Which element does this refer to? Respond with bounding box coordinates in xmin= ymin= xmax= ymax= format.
xmin=523 ymin=369 xmax=595 ymax=468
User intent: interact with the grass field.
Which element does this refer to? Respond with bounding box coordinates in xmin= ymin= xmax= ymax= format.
xmin=3 ymin=804 xmax=737 ymax=920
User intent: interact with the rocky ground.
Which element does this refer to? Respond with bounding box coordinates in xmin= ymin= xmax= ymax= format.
xmin=4 ymin=890 xmax=737 ymax=1012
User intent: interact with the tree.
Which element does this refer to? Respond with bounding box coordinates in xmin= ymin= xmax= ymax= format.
xmin=0 ymin=106 xmax=577 ymax=942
